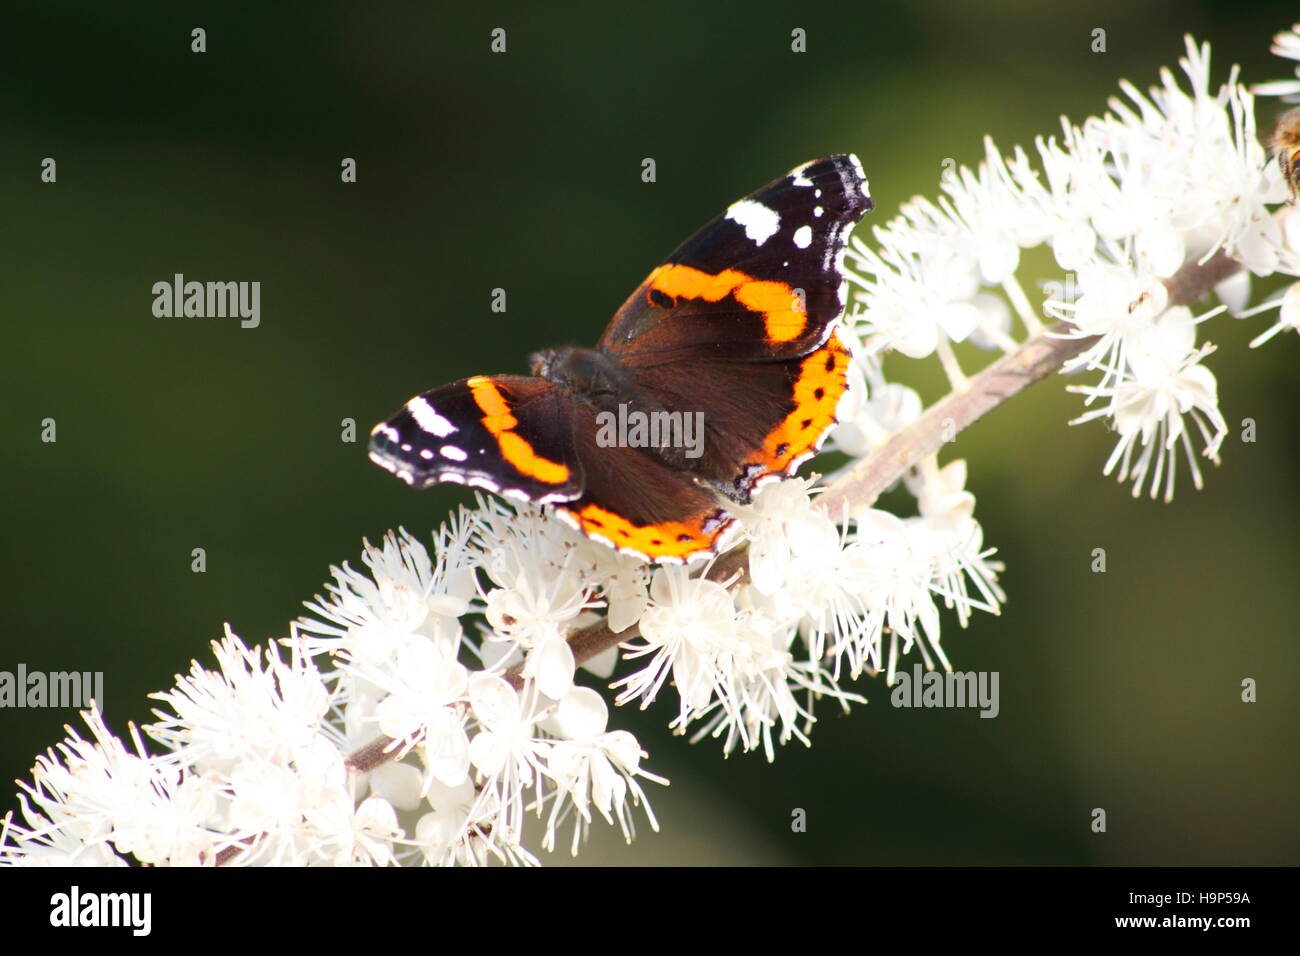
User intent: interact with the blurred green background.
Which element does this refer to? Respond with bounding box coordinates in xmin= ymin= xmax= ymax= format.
xmin=2 ymin=1 xmax=1296 ymax=865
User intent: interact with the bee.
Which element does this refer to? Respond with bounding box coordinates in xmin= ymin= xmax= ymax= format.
xmin=1272 ymin=106 xmax=1300 ymax=203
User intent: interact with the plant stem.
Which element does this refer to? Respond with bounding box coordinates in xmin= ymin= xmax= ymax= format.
xmin=815 ymin=321 xmax=1095 ymax=515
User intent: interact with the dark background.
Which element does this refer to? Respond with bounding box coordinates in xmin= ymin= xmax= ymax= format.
xmin=2 ymin=1 xmax=1296 ymax=865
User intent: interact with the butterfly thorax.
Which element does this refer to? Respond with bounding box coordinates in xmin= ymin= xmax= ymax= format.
xmin=531 ymin=346 xmax=699 ymax=471
xmin=530 ymin=346 xmax=628 ymax=398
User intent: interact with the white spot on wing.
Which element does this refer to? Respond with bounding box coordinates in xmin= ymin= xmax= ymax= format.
xmin=847 ymin=153 xmax=870 ymax=198
xmin=726 ymin=199 xmax=781 ymax=246
xmin=790 ymin=161 xmax=815 ymax=187
xmin=537 ymin=489 xmax=579 ymax=504
xmin=406 ymin=396 xmax=458 ymax=437
xmin=814 ymin=206 xmax=824 ymax=217
xmin=439 ymin=444 xmax=468 ymax=461
xmin=793 ymin=225 xmax=813 ymax=249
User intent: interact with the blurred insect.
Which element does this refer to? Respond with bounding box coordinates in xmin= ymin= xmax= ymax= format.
xmin=1272 ymin=106 xmax=1300 ymax=203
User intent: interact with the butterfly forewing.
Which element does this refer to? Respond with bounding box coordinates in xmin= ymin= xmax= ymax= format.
xmin=369 ymin=375 xmax=583 ymax=503
xmin=597 ymin=154 xmax=872 ymax=365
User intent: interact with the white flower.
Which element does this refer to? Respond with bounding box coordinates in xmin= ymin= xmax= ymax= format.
xmin=616 ymin=565 xmax=859 ymax=758
xmin=368 ymin=760 xmax=424 ymax=811
xmin=615 ymin=567 xmax=743 ymax=718
xmin=466 ymin=674 xmax=552 ymax=847
xmin=595 ymin=561 xmax=650 ymax=635
xmin=1244 ymin=277 xmax=1300 ymax=347
xmin=1252 ymin=22 xmax=1300 ymax=101
xmin=222 ymin=736 xmax=354 ymax=865
xmin=832 ymin=377 xmax=921 ymax=460
xmin=737 ymin=480 xmax=874 ymax=676
xmin=1071 ymin=308 xmax=1228 ymax=501
xmin=411 ymin=777 xmax=538 ymax=867
xmin=483 ymin=585 xmax=578 ymax=700
xmin=541 ymin=687 xmax=664 ymax=855
xmin=298 ymin=525 xmax=477 ymax=673
xmin=739 ymin=477 xmax=831 ymax=596
xmin=343 ymin=796 xmax=403 ymax=866
xmin=906 ymin=460 xmax=1006 ymax=629
xmin=967 ymin=291 xmax=1015 ymax=350
xmin=412 ymin=777 xmax=473 ymax=864
xmin=1058 ymin=252 xmax=1170 ymax=382
xmin=299 ymin=791 xmax=402 ymax=867
xmin=1215 ymin=87 xmax=1286 ymax=272
xmin=474 ymin=501 xmax=605 ymax=699
xmin=1 ymin=803 xmax=129 ymax=867
xmin=1020 ymin=128 xmax=1107 ymax=271
xmin=844 ymin=199 xmax=982 ymax=358
xmin=688 ymin=615 xmax=859 ymax=760
xmin=848 ymin=510 xmax=946 ymax=684
xmin=843 ymin=34 xmax=1281 ymax=511
xmin=5 ymin=708 xmax=222 ymax=867
xmin=148 ymin=628 xmax=338 ymax=776
xmin=1093 ymin=41 xmax=1283 ymax=274
xmin=940 ymin=138 xmax=1041 ymax=283
xmin=352 ymin=636 xmax=471 ymax=785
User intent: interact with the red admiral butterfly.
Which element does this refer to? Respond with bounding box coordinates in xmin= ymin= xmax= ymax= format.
xmin=370 ymin=155 xmax=873 ymax=563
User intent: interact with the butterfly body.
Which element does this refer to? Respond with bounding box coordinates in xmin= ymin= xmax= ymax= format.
xmin=370 ymin=155 xmax=873 ymax=563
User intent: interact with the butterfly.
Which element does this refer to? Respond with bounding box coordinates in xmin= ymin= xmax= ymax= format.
xmin=369 ymin=155 xmax=873 ymax=563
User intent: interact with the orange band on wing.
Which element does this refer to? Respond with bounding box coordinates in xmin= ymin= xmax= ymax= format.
xmin=562 ymin=501 xmax=730 ymax=562
xmin=467 ymin=376 xmax=571 ymax=485
xmin=648 ymin=264 xmax=807 ymax=345
xmin=734 ymin=280 xmax=805 ymax=342
xmin=744 ymin=330 xmax=851 ymax=476
xmin=649 ymin=264 xmax=748 ymax=302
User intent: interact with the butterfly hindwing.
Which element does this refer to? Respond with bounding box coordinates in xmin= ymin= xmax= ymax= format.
xmin=553 ymin=403 xmax=736 ymax=562
xmin=625 ymin=331 xmax=853 ymax=502
xmin=597 ymin=154 xmax=872 ymax=366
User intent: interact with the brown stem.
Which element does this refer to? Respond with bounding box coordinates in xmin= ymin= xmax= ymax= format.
xmin=568 ymin=619 xmax=634 ymax=664
xmin=212 ymin=839 xmax=253 ymax=867
xmin=345 ymin=735 xmax=399 ymax=774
